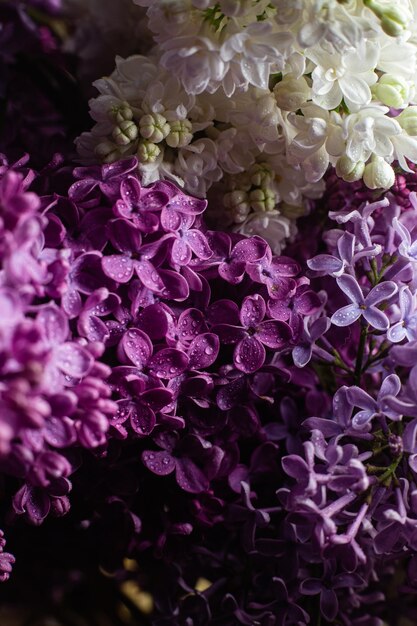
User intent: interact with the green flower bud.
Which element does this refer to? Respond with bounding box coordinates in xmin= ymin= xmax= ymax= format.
xmin=249 ymin=188 xmax=277 ymax=212
xmin=166 ymin=119 xmax=193 ymax=148
xmin=224 ymin=190 xmax=250 ymax=223
xmin=363 ymin=157 xmax=395 ymax=190
xmin=363 ymin=0 xmax=408 ymax=36
xmin=139 ymin=113 xmax=170 ymax=144
xmin=280 ymin=202 xmax=306 ymax=219
xmin=112 ymin=120 xmax=139 ymax=146
xmin=373 ymin=75 xmax=409 ymax=108
xmin=109 ymin=102 xmax=133 ymax=124
xmin=249 ymin=163 xmax=274 ymax=188
xmin=137 ymin=140 xmax=161 ymax=164
xmin=336 ymin=155 xmax=365 ymax=183
xmin=397 ymin=107 xmax=417 ymax=136
xmin=95 ymin=140 xmax=121 ymax=164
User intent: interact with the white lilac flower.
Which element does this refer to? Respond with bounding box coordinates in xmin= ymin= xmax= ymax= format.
xmin=233 ymin=211 xmax=295 ymax=254
xmin=307 ymin=40 xmax=379 ymax=112
xmin=176 ymin=138 xmax=223 ymax=197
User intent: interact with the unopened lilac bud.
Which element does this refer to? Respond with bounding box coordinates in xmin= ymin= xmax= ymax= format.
xmin=363 ymin=156 xmax=395 ymax=190
xmin=274 ymin=75 xmax=311 ymax=111
xmin=95 ymin=140 xmax=121 ymax=164
xmin=139 ymin=113 xmax=170 ymax=144
xmin=373 ymin=74 xmax=409 ymax=108
xmin=138 ymin=140 xmax=161 ymax=164
xmin=112 ymin=120 xmax=139 ymax=146
xmin=166 ymin=119 xmax=193 ymax=148
xmin=364 ymin=0 xmax=409 ymax=36
xmin=397 ymin=106 xmax=417 ymax=136
xmin=249 ymin=162 xmax=274 ymax=188
xmin=109 ymin=102 xmax=133 ymax=124
xmin=249 ymin=188 xmax=277 ymax=212
xmin=336 ymin=155 xmax=365 ymax=182
xmin=224 ymin=190 xmax=250 ymax=223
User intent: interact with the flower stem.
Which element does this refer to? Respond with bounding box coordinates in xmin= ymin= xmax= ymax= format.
xmin=354 ymin=324 xmax=368 ymax=385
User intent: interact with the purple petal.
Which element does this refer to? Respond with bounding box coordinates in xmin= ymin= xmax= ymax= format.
xmin=56 ymin=342 xmax=93 ymax=378
xmin=365 ymin=281 xmax=398 ymax=307
xmin=362 ymin=306 xmax=390 ymax=331
xmin=346 ymin=387 xmax=376 ymax=411
xmin=167 ymin=195 xmax=207 ymax=215
xmin=379 ymin=374 xmax=401 ymax=399
xmin=108 ymin=218 xmax=142 ymax=253
xmin=175 ymin=458 xmax=209 ymax=493
xmin=231 ymin=237 xmax=268 ymax=263
xmin=337 ymin=232 xmax=355 ymax=263
xmin=121 ymin=328 xmax=153 ymax=368
xmin=130 ymin=403 xmax=156 ymax=436
xmin=299 ymin=579 xmax=322 ymax=595
xmin=188 ymin=333 xmax=220 ymax=369
xmin=171 ymin=238 xmax=192 ymax=265
xmin=240 ymin=294 xmax=266 ymax=329
xmin=159 ymin=269 xmax=190 ymax=301
xmin=102 ymin=255 xmax=134 ymax=283
xmin=307 ymin=254 xmax=343 ymax=274
xmin=183 ymin=229 xmax=212 ymax=259
xmin=142 ymin=450 xmax=175 ymax=476
xmin=61 ymin=289 xmax=82 ymax=319
xmin=148 ymin=348 xmax=189 ymax=378
xmin=177 ymin=308 xmax=207 ymax=341
xmin=207 ymin=299 xmax=240 ymax=325
xmin=37 ymin=306 xmax=68 ymax=345
xmin=135 ymin=260 xmax=165 ymax=292
xmin=336 ymin=274 xmax=364 ymax=305
xmin=331 ymin=304 xmax=361 ymax=327
xmin=234 ymin=336 xmax=265 ymax=373
xmin=256 ymin=320 xmax=292 ymax=348
xmin=352 ymin=410 xmax=374 ymax=428
xmin=293 ymin=344 xmax=313 ymax=368
xmin=137 ymin=304 xmax=171 ymax=340
xmin=321 ymin=588 xmax=338 ymax=623
xmin=120 ymin=175 xmax=142 ymax=209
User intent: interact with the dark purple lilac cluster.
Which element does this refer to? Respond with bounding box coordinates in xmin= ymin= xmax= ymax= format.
xmin=0 ymin=153 xmax=323 ymax=612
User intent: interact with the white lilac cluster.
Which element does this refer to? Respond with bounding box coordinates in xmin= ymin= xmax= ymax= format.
xmin=77 ymin=0 xmax=417 ymax=251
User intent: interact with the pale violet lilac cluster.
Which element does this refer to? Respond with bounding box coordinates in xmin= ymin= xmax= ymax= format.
xmin=77 ymin=0 xmax=417 ymax=251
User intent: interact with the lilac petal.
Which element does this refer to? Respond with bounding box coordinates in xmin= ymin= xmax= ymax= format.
xmin=331 ymin=304 xmax=361 ymax=327
xmin=321 ymin=588 xmax=338 ymax=623
xmin=44 ymin=417 xmax=76 ymax=448
xmin=403 ymin=419 xmax=417 ymax=452
xmin=299 ymin=579 xmax=322 ymax=595
xmin=140 ymin=388 xmax=173 ymax=411
xmin=307 ymin=254 xmax=343 ymax=274
xmin=365 ymin=281 xmax=398 ymax=307
xmin=142 ymin=450 xmax=175 ymax=476
xmin=111 ymin=400 xmax=131 ymax=425
xmin=130 ymin=403 xmax=156 ymax=436
xmin=70 ymin=252 xmax=104 ymax=294
xmin=183 ymin=229 xmax=212 ymax=259
xmin=175 ymin=458 xmax=209 ymax=493
xmin=148 ymin=348 xmax=189 ymax=378
xmin=168 ymin=195 xmax=207 ymax=215
xmin=140 ymin=189 xmax=170 ymax=211
xmin=232 ymin=237 xmax=268 ymax=263
xmin=338 ymin=232 xmax=355 ymax=263
xmin=120 ymin=175 xmax=142 ymax=209
xmin=188 ymin=333 xmax=220 ymax=369
xmin=135 ymin=260 xmax=165 ymax=292
xmin=362 ymin=306 xmax=390 ymax=331
xmin=380 ymin=374 xmax=401 ymax=399
xmin=240 ymin=294 xmax=266 ymax=328
xmin=270 ymin=256 xmax=300 ymax=277
xmin=161 ymin=206 xmax=182 ymax=231
xmin=61 ymin=289 xmax=82 ymax=319
xmin=336 ymin=274 xmax=364 ymax=304
xmin=159 ymin=269 xmax=190 ymax=301
xmin=295 ymin=289 xmax=322 ymax=315
xmin=234 ymin=336 xmax=266 ymax=373
xmin=177 ymin=309 xmax=206 ymax=341
xmin=121 ymin=328 xmax=153 ymax=369
xmin=387 ymin=321 xmax=407 ymax=343
xmin=78 ymin=314 xmax=109 ymax=343
xmin=293 ymin=344 xmax=313 ymax=368
xmin=56 ymin=343 xmax=93 ymax=378
xmin=213 ymin=324 xmax=247 ymax=344
xmin=37 ymin=306 xmax=68 ymax=345
xmin=310 ymin=316 xmax=331 ymax=341
xmin=137 ymin=304 xmax=170 ymax=340
xmin=216 ymin=377 xmax=246 ymax=410
xmin=108 ymin=218 xmax=142 ymax=253
xmin=102 ymin=255 xmax=134 ymax=283
xmin=346 ymin=387 xmax=376 ymax=411
xmin=171 ymin=238 xmax=192 ymax=265
xmin=352 ymin=410 xmax=373 ymax=428
xmin=256 ymin=320 xmax=292 ymax=348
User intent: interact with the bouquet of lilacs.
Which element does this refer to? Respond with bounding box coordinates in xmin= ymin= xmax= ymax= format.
xmin=4 ymin=1 xmax=417 ymax=625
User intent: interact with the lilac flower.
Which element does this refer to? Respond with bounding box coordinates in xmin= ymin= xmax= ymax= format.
xmin=331 ymin=274 xmax=398 ymax=330
xmin=387 ymin=286 xmax=417 ymax=343
xmin=346 ymin=375 xmax=403 ymax=429
xmin=292 ymin=316 xmax=332 ymax=367
xmin=212 ymin=294 xmax=292 ymax=373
